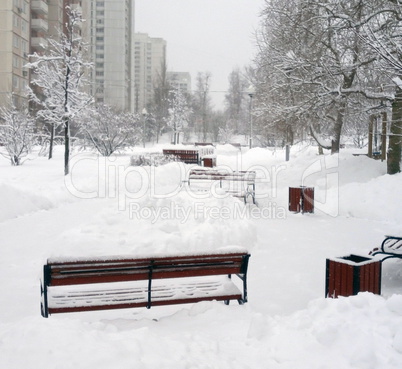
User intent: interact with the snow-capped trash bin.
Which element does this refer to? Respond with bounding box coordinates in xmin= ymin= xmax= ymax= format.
xmin=288 ymin=186 xmax=314 ymax=213
xmin=202 ymin=155 xmax=216 ymax=168
xmin=325 ymin=254 xmax=382 ymax=298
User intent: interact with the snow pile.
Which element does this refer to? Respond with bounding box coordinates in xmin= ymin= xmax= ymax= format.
xmin=0 ymin=143 xmax=401 ymax=368
xmin=0 ymin=183 xmax=54 ymax=221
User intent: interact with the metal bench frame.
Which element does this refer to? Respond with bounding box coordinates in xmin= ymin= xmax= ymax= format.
xmin=370 ymin=235 xmax=402 ymax=262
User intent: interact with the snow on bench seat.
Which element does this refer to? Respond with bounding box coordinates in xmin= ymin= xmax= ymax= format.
xmin=186 ymin=169 xmax=256 ymax=204
xmin=47 ymin=276 xmax=242 ymax=313
xmin=41 ymin=250 xmax=250 ymax=317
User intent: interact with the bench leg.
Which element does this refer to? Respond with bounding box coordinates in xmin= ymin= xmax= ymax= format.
xmin=224 ymin=300 xmax=230 ymax=305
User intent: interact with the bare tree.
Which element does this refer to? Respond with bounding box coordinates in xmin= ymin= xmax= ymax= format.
xmin=151 ymin=58 xmax=171 ymax=143
xmin=166 ymin=89 xmax=192 ymax=144
xmin=27 ymin=7 xmax=93 ymax=175
xmin=255 ymin=0 xmax=398 ymax=153
xmin=357 ymin=0 xmax=402 ymax=173
xmin=224 ymin=68 xmax=249 ymax=134
xmin=0 ymin=101 xmax=35 ymax=166
xmin=81 ymin=104 xmax=140 ymax=156
xmin=193 ymin=72 xmax=212 ymax=142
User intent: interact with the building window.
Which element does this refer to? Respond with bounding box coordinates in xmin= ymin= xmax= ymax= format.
xmin=13 ymin=35 xmax=19 ymax=49
xmin=21 ymin=40 xmax=27 ymax=54
xmin=13 ymin=75 xmax=19 ymax=88
xmin=14 ymin=55 xmax=20 ymax=68
xmin=21 ymin=20 xmax=27 ymax=34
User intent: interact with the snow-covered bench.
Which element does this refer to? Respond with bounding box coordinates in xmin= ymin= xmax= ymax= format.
xmin=369 ymin=235 xmax=402 ymax=261
xmin=187 ymin=169 xmax=256 ymax=204
xmin=41 ymin=249 xmax=250 ymax=317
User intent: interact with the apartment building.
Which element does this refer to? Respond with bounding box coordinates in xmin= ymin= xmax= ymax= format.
xmin=1 ymin=1 xmax=174 ymax=115
xmin=0 ymin=0 xmax=30 ymax=107
xmin=133 ymin=32 xmax=166 ymax=113
xmin=0 ymin=0 xmax=84 ymax=108
xmin=167 ymin=72 xmax=192 ymax=94
xmin=84 ymin=0 xmax=135 ymax=112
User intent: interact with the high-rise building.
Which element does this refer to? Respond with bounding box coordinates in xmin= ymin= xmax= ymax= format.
xmin=0 ymin=0 xmax=84 ymax=109
xmin=0 ymin=0 xmax=30 ymax=107
xmin=84 ymin=0 xmax=135 ymax=112
xmin=133 ymin=32 xmax=166 ymax=113
xmin=167 ymin=72 xmax=192 ymax=94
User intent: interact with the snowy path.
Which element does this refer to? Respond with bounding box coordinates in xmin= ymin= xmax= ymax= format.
xmin=1 ymin=146 xmax=402 ymax=368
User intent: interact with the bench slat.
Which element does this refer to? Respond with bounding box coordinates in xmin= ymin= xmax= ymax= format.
xmin=187 ymin=169 xmax=256 ymax=204
xmin=47 ymin=277 xmax=242 ymax=315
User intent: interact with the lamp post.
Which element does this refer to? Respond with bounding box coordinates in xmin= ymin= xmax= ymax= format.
xmin=247 ymin=85 xmax=255 ymax=149
xmin=142 ymin=107 xmax=147 ymax=148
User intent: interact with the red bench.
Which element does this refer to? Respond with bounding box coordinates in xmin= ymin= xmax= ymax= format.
xmin=163 ymin=149 xmax=200 ymax=164
xmin=41 ymin=249 xmax=250 ymax=317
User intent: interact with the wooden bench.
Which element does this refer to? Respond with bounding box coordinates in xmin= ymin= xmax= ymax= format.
xmin=163 ymin=147 xmax=215 ymax=165
xmin=187 ymin=169 xmax=256 ymax=204
xmin=370 ymin=235 xmax=402 ymax=261
xmin=163 ymin=149 xmax=200 ymax=164
xmin=41 ymin=249 xmax=250 ymax=317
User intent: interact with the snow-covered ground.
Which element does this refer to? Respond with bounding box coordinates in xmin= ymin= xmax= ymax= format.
xmin=1 ymin=142 xmax=402 ymax=368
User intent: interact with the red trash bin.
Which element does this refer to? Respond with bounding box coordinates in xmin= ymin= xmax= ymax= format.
xmin=289 ymin=187 xmax=314 ymax=213
xmin=325 ymin=254 xmax=382 ymax=298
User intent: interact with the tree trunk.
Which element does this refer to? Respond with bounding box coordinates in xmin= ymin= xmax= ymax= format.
xmin=332 ymin=100 xmax=346 ymax=154
xmin=64 ymin=118 xmax=70 ymax=175
xmin=48 ymin=123 xmax=55 ymax=160
xmin=387 ymin=87 xmax=402 ymax=174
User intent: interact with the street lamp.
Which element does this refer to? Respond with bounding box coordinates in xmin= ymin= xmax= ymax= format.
xmin=247 ymin=85 xmax=255 ymax=149
xmin=142 ymin=107 xmax=147 ymax=148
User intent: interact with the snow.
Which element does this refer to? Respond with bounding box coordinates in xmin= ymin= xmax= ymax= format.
xmin=1 ymin=142 xmax=402 ymax=368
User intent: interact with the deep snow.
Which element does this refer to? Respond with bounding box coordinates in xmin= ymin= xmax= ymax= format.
xmin=0 ymin=142 xmax=402 ymax=368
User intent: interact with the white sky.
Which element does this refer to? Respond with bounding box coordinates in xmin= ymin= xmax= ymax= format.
xmin=135 ymin=0 xmax=264 ymax=110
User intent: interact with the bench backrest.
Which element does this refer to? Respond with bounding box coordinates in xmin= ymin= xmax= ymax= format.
xmin=189 ymin=169 xmax=256 ymax=182
xmin=44 ymin=251 xmax=250 ymax=287
xmin=163 ymin=149 xmax=199 ymax=164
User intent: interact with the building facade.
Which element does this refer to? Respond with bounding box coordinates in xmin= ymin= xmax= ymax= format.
xmin=167 ymin=72 xmax=192 ymax=94
xmin=0 ymin=0 xmax=30 ymax=107
xmin=1 ymin=1 xmax=179 ymax=116
xmin=84 ymin=0 xmax=135 ymax=112
xmin=0 ymin=0 xmax=84 ymax=109
xmin=133 ymin=32 xmax=166 ymax=113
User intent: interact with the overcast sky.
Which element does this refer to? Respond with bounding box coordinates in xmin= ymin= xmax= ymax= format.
xmin=135 ymin=0 xmax=264 ymax=110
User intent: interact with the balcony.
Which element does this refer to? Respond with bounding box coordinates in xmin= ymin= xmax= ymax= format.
xmin=31 ymin=0 xmax=48 ymax=15
xmin=31 ymin=18 xmax=48 ymax=32
xmin=31 ymin=37 xmax=48 ymax=50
